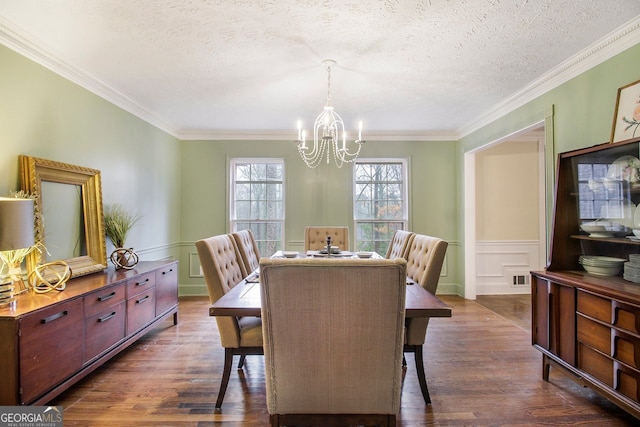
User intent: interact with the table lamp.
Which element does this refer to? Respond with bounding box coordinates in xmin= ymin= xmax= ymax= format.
xmin=0 ymin=197 xmax=35 ymax=308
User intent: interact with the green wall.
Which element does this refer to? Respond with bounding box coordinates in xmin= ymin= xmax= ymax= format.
xmin=461 ymin=45 xmax=640 ymax=153
xmin=459 ymin=43 xmax=640 ymax=290
xmin=2 ymin=38 xmax=639 ymax=298
xmin=179 ymin=139 xmax=460 ymax=295
xmin=0 ymin=45 xmax=182 ymax=263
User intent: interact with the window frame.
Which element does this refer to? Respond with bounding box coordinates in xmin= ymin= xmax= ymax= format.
xmin=229 ymin=158 xmax=285 ymax=256
xmin=352 ymin=158 xmax=409 ymax=253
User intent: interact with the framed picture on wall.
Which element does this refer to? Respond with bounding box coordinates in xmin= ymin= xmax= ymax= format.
xmin=611 ymin=79 xmax=640 ymax=143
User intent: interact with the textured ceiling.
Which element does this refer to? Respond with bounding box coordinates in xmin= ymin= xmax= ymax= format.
xmin=0 ymin=0 xmax=639 ymax=140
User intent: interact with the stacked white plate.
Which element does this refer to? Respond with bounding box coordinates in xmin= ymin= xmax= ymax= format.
xmin=579 ymin=255 xmax=625 ymax=276
xmin=624 ymin=254 xmax=640 ymax=283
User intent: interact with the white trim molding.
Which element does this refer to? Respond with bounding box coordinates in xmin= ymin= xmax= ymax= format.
xmin=1 ymin=15 xmax=637 ymax=141
xmin=476 ymin=240 xmax=543 ymax=295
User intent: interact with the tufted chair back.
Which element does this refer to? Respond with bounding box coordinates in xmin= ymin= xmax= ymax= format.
xmin=304 ymin=226 xmax=349 ymax=251
xmin=260 ymin=257 xmax=406 ymax=426
xmin=385 ymin=229 xmax=415 ymax=260
xmin=405 ymin=234 xmax=448 ymax=295
xmin=195 ymin=234 xmax=263 ymax=409
xmin=403 ymin=233 xmax=448 ymax=405
xmin=196 ymin=234 xmax=247 ymax=305
xmin=232 ymin=229 xmax=261 ymax=275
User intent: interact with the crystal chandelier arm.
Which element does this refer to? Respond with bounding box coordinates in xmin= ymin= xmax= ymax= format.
xmin=294 ymin=59 xmax=364 ymax=168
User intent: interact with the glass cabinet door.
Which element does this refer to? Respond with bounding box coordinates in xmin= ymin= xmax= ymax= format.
xmin=573 ymin=145 xmax=640 ymax=237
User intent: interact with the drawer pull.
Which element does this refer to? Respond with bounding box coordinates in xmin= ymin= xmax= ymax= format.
xmin=98 ymin=312 xmax=117 ymax=322
xmin=41 ymin=310 xmax=68 ymax=324
xmin=611 ymin=328 xmax=640 ymax=368
xmin=162 ymin=268 xmax=174 ymax=275
xmin=136 ymin=295 xmax=150 ymax=304
xmin=136 ymin=278 xmax=150 ymax=286
xmin=612 ymin=300 xmax=640 ymax=333
xmin=98 ymin=291 xmax=117 ymax=302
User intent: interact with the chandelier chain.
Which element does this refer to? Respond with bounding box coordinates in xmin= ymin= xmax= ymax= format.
xmin=326 ymin=64 xmax=332 ymax=104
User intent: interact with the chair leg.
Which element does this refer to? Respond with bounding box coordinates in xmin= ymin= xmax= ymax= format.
xmin=413 ymin=345 xmax=431 ymax=404
xmin=238 ymin=354 xmax=246 ymax=369
xmin=269 ymin=414 xmax=279 ymax=427
xmin=216 ymin=348 xmax=234 ymax=409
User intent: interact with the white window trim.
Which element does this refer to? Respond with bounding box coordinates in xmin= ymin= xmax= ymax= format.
xmin=229 ymin=158 xmax=285 ymax=253
xmin=352 ymin=158 xmax=409 ymax=250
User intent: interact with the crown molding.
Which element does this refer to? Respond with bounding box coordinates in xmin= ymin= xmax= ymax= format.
xmin=176 ymin=129 xmax=458 ymax=142
xmin=0 ymin=16 xmax=179 ymax=137
xmin=1 ymin=15 xmax=637 ymax=142
xmin=458 ymin=15 xmax=640 ymax=139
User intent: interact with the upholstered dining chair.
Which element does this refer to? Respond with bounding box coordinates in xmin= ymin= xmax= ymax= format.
xmin=232 ymin=229 xmax=261 ymax=276
xmin=260 ymin=257 xmax=407 ymax=427
xmin=195 ymin=234 xmax=263 ymax=409
xmin=385 ymin=229 xmax=415 ymax=260
xmin=304 ymin=226 xmax=349 ymax=251
xmin=404 ymin=234 xmax=448 ymax=405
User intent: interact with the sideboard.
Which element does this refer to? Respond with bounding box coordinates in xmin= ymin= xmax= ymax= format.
xmin=0 ymin=260 xmax=178 ymax=405
xmin=532 ymin=137 xmax=640 ymax=419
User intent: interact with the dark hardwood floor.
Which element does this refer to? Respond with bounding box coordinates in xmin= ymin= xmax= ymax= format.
xmin=476 ymin=294 xmax=531 ymax=331
xmin=51 ymin=295 xmax=639 ymax=426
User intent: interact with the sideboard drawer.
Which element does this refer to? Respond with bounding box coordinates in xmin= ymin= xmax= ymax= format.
xmin=577 ymin=315 xmax=610 ymax=356
xmin=84 ymin=283 xmax=126 ymax=318
xmin=126 ymin=272 xmax=155 ymax=298
xmin=577 ymin=290 xmax=611 ymax=324
xmin=616 ymin=361 xmax=640 ymax=403
xmin=126 ymin=288 xmax=156 ymax=335
xmin=85 ymin=301 xmax=126 ymax=362
xmin=577 ymin=342 xmax=613 ymax=388
xmin=19 ymin=298 xmax=84 ymax=403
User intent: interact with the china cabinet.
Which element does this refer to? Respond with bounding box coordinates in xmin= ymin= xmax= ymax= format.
xmin=532 ymin=136 xmax=640 ymax=419
xmin=0 ymin=260 xmax=178 ymax=405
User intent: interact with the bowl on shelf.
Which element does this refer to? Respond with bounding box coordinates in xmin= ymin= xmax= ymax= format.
xmin=580 ymin=224 xmax=606 ymax=233
xmin=579 ymin=255 xmax=625 ymax=276
xmin=580 ymin=221 xmax=618 ymax=238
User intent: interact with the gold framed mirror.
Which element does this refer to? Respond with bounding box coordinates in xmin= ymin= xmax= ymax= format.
xmin=20 ymin=155 xmax=107 ymax=279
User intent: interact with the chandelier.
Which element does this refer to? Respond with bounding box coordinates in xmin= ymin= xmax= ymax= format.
xmin=295 ymin=59 xmax=365 ymax=168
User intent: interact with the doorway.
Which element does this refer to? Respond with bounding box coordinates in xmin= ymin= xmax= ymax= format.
xmin=464 ymin=121 xmax=550 ymax=299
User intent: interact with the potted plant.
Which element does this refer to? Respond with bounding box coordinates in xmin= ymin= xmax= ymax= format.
xmin=104 ymin=204 xmax=141 ymax=269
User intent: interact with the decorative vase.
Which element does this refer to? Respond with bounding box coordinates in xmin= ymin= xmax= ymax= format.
xmin=7 ymin=264 xmax=28 ymax=295
xmin=0 ymin=263 xmax=27 ymax=307
xmin=110 ymin=248 xmax=139 ymax=270
xmin=0 ymin=276 xmax=16 ymax=307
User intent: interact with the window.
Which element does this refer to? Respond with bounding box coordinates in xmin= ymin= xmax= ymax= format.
xmin=230 ymin=159 xmax=284 ymax=256
xmin=354 ymin=160 xmax=408 ymax=254
xmin=577 ymin=161 xmax=632 ymax=224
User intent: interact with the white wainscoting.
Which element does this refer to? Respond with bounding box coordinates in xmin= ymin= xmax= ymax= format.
xmin=476 ymin=240 xmax=543 ymax=295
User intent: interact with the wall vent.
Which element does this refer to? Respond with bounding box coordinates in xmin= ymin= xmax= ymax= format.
xmin=512 ymin=275 xmax=530 ymax=286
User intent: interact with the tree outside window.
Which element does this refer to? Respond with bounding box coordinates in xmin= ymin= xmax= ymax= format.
xmin=231 ymin=159 xmax=284 ymax=256
xmin=354 ymin=160 xmax=408 ymax=254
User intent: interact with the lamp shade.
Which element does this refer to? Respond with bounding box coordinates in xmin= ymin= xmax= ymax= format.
xmin=0 ymin=197 xmax=35 ymax=251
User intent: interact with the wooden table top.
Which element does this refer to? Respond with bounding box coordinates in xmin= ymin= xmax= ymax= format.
xmin=210 ymin=274 xmax=452 ymax=319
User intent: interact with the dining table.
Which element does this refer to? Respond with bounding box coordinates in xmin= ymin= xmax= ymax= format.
xmin=209 ymin=251 xmax=452 ymax=319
